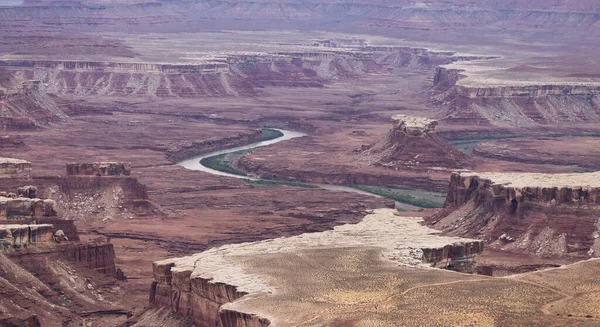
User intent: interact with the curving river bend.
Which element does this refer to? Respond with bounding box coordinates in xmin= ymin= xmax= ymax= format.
xmin=177 ymin=129 xmax=384 ymax=198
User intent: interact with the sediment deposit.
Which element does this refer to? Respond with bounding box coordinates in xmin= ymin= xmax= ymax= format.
xmin=428 ymin=171 xmax=600 ymax=257
xmin=147 ymin=208 xmax=482 ymax=326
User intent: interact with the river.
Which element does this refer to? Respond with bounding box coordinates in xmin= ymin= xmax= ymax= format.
xmin=177 ymin=129 xmax=385 ymax=198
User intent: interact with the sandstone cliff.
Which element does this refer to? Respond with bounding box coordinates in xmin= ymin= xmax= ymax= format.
xmin=66 ymin=162 xmax=131 ymax=177
xmin=434 ymin=67 xmax=600 ymax=128
xmin=0 ymin=69 xmax=68 ymax=130
xmin=427 ymin=171 xmax=600 ymax=258
xmin=0 ymin=45 xmax=481 ymax=102
xmin=0 ymin=157 xmax=32 ymax=179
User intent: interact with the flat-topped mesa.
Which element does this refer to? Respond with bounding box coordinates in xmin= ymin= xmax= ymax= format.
xmin=66 ymin=162 xmax=131 ymax=177
xmin=144 ymin=209 xmax=482 ymax=327
xmin=392 ymin=114 xmax=438 ymax=135
xmin=356 ymin=115 xmax=472 ymax=170
xmin=427 ymin=171 xmax=600 ymax=258
xmin=433 ymin=67 xmax=600 ymax=127
xmin=0 ymin=158 xmax=32 ymax=179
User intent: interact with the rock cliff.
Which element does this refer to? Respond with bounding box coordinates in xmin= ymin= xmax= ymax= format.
xmin=0 ymin=224 xmax=54 ymax=248
xmin=0 ymin=158 xmax=32 ymax=179
xmin=427 ymin=171 xmax=600 ymax=257
xmin=355 ymin=115 xmax=473 ymax=170
xmin=141 ymin=209 xmax=482 ymax=326
xmin=434 ymin=67 xmax=600 ymax=127
xmin=66 ymin=162 xmax=131 ymax=177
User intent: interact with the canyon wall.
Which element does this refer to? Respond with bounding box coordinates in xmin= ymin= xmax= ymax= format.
xmin=66 ymin=162 xmax=131 ymax=176
xmin=0 ymin=197 xmax=57 ymax=220
xmin=427 ymin=172 xmax=600 ymax=257
xmin=0 ymin=46 xmax=472 ymax=103
xmin=0 ymin=224 xmax=54 ymax=248
xmin=434 ymin=67 xmax=600 ymax=128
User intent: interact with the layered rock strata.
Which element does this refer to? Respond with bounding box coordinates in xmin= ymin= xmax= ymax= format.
xmin=66 ymin=162 xmax=131 ymax=177
xmin=147 ymin=209 xmax=482 ymax=326
xmin=0 ymin=196 xmax=56 ymax=220
xmin=427 ymin=171 xmax=600 ymax=257
xmin=355 ymin=115 xmax=473 ymax=170
xmin=434 ymin=67 xmax=600 ymax=127
xmin=0 ymin=157 xmax=32 ymax=179
xmin=0 ymin=224 xmax=54 ymax=248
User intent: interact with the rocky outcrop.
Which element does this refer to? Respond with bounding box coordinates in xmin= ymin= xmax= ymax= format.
xmin=355 ymin=115 xmax=473 ymax=170
xmin=143 ymin=209 xmax=482 ymax=326
xmin=427 ymin=171 xmax=600 ymax=257
xmin=0 ymin=158 xmax=32 ymax=179
xmin=66 ymin=162 xmax=131 ymax=176
xmin=0 ymin=197 xmax=57 ymax=220
xmin=0 ymin=224 xmax=54 ymax=248
xmin=54 ymin=243 xmax=117 ymax=275
xmin=421 ymin=241 xmax=484 ymax=268
xmin=0 ymin=44 xmax=485 ymax=101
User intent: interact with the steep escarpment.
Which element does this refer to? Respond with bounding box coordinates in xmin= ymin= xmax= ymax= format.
xmin=137 ymin=209 xmax=483 ymax=327
xmin=355 ymin=114 xmax=473 ymax=170
xmin=0 ymin=45 xmax=470 ymax=100
xmin=427 ymin=171 xmax=600 ymax=258
xmin=434 ymin=67 xmax=600 ymax=128
xmin=0 ymin=186 xmax=126 ymax=326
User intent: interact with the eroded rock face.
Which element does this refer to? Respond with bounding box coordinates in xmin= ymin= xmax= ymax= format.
xmin=427 ymin=171 xmax=600 ymax=257
xmin=0 ymin=224 xmax=54 ymax=248
xmin=0 ymin=197 xmax=57 ymax=220
xmin=0 ymin=158 xmax=32 ymax=179
xmin=0 ymin=70 xmax=68 ymax=130
xmin=144 ymin=209 xmax=482 ymax=327
xmin=355 ymin=115 xmax=472 ymax=170
xmin=66 ymin=162 xmax=131 ymax=176
xmin=434 ymin=67 xmax=600 ymax=127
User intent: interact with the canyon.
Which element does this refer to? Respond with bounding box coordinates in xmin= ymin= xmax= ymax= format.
xmin=0 ymin=0 xmax=599 ymax=326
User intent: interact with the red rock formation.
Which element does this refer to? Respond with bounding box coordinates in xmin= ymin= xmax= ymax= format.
xmin=421 ymin=241 xmax=484 ymax=268
xmin=355 ymin=115 xmax=473 ymax=170
xmin=427 ymin=172 xmax=600 ymax=257
xmin=148 ymin=263 xmax=267 ymax=327
xmin=434 ymin=67 xmax=600 ymax=127
xmin=66 ymin=162 xmax=131 ymax=177
xmin=0 ymin=158 xmax=32 ymax=179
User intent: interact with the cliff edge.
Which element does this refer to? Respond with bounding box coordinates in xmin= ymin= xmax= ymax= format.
xmin=427 ymin=171 xmax=600 ymax=257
